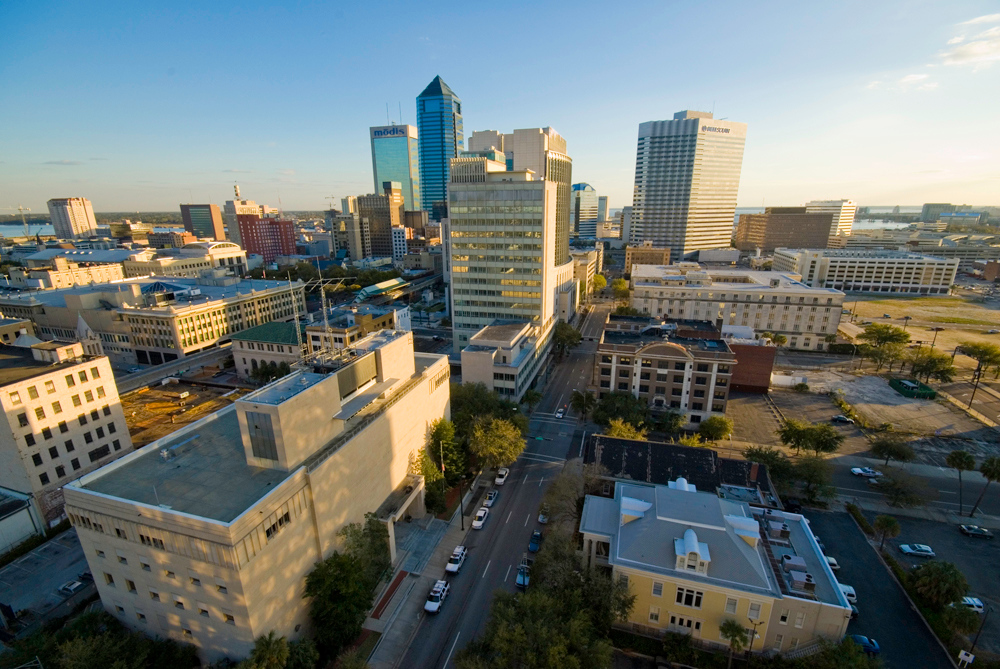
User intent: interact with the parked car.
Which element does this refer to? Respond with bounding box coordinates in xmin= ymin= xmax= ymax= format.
xmin=839 ymin=584 xmax=857 ymax=604
xmin=899 ymin=543 xmax=936 ymax=558
xmin=825 ymin=556 xmax=840 ymax=571
xmin=555 ymin=408 xmax=565 ymax=419
xmin=484 ymin=490 xmax=498 ymax=507
xmin=783 ymin=498 xmax=803 ymax=513
xmin=78 ymin=571 xmax=93 ymax=582
xmin=851 ymin=467 xmax=883 ymax=478
xmin=445 ymin=546 xmax=467 ymax=573
xmin=212 ymin=370 xmax=227 ymax=378
xmin=515 ymin=557 xmax=532 ymax=589
xmin=849 ymin=635 xmax=880 ymax=656
xmin=127 ymin=367 xmax=142 ymax=374
xmin=424 ymin=580 xmax=450 ymax=614
xmin=988 ymin=330 xmax=1000 ymax=335
xmin=537 ymin=504 xmax=549 ymax=524
xmin=528 ymin=530 xmax=543 ymax=553
xmin=494 ymin=468 xmax=509 ymax=486
xmin=959 ymin=524 xmax=994 ymax=539
xmin=472 ymin=507 xmax=490 ymax=530
xmin=832 ymin=414 xmax=855 ymax=424
xmin=850 ymin=604 xmax=859 ymax=621
xmin=59 ymin=581 xmax=86 ymax=596
xmin=952 ymin=596 xmax=986 ymax=614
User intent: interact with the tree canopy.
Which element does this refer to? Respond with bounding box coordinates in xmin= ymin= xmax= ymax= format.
xmin=428 ymin=418 xmax=464 ymax=485
xmin=611 ymin=278 xmax=630 ymax=303
xmin=470 ymin=418 xmax=526 ymax=469
xmin=698 ymin=416 xmax=733 ymax=444
xmin=592 ymin=391 xmax=647 ymax=428
xmin=304 ymin=552 xmax=373 ymax=659
xmin=912 ymin=561 xmax=969 ymax=610
xmin=592 ymin=274 xmax=607 ymax=292
xmin=553 ymin=322 xmax=582 ymax=358
xmin=743 ymin=446 xmax=794 ymax=493
xmin=604 ymin=417 xmax=648 ymax=440
xmin=337 ymin=512 xmax=391 ymax=591
xmin=776 ymin=419 xmax=843 ymax=455
xmin=870 ymin=435 xmax=915 ymax=467
xmin=570 ymin=389 xmax=597 ymax=421
xmin=857 ymin=323 xmax=911 ymax=348
xmin=908 ymin=348 xmax=956 ymax=383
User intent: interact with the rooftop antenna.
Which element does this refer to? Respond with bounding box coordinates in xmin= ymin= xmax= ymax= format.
xmin=320 ymin=281 xmax=331 ymax=352
xmin=386 ymin=103 xmax=390 ymax=125
xmin=398 ymin=101 xmax=403 ymax=125
xmin=289 ymin=273 xmax=304 ymax=360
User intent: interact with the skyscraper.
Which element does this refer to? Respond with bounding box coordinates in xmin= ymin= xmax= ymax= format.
xmin=370 ymin=124 xmax=421 ymax=211
xmin=571 ymin=183 xmax=599 ymax=238
xmin=47 ymin=197 xmax=97 ymax=238
xmin=356 ymin=182 xmax=404 ymax=258
xmin=597 ymin=196 xmax=609 ymax=222
xmin=631 ymin=111 xmax=747 ymax=260
xmin=805 ymin=199 xmax=856 ymax=244
xmin=416 ymin=76 xmax=463 ymax=220
xmin=180 ymin=204 xmax=225 ymax=240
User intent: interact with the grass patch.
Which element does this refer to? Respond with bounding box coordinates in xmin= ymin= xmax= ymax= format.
xmin=931 ymin=317 xmax=997 ymax=325
xmin=846 ymin=503 xmax=875 ymax=537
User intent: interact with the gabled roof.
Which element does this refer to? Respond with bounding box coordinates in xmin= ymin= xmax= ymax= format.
xmin=418 ymin=75 xmax=458 ymax=100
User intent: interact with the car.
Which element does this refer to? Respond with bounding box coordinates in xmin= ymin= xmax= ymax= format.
xmin=472 ymin=507 xmax=489 ymax=529
xmin=839 ymin=584 xmax=857 ymax=604
xmin=860 ymin=321 xmax=873 ymax=325
xmin=848 ymin=635 xmax=880 ymax=656
xmin=212 ymin=370 xmax=227 ymax=378
xmin=959 ymin=524 xmax=994 ymax=539
xmin=127 ymin=367 xmax=142 ymax=374
xmin=515 ymin=556 xmax=533 ymax=589
xmin=783 ymin=498 xmax=803 ymax=513
xmin=424 ymin=579 xmax=450 ymax=614
xmin=528 ymin=530 xmax=543 ymax=553
xmin=78 ymin=571 xmax=93 ymax=582
xmin=832 ymin=414 xmax=855 ymax=424
xmin=851 ymin=467 xmax=882 ymax=478
xmin=850 ymin=604 xmax=859 ymax=621
xmin=445 ymin=546 xmax=467 ymax=573
xmin=538 ymin=504 xmax=549 ymax=524
xmin=59 ymin=580 xmax=86 ymax=596
xmin=989 ymin=330 xmax=1000 ymax=335
xmin=494 ymin=468 xmax=509 ymax=486
xmin=899 ymin=543 xmax=935 ymax=558
xmin=484 ymin=490 xmax=498 ymax=507
xmin=956 ymin=596 xmax=985 ymax=614
xmin=555 ymin=408 xmax=565 ymax=419
xmin=825 ymin=556 xmax=840 ymax=571
xmin=882 ymin=313 xmax=892 ymax=319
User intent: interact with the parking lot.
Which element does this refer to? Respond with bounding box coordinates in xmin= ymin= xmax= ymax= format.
xmin=0 ymin=528 xmax=91 ymax=617
xmin=805 ymin=511 xmax=953 ymax=668
xmin=728 ymin=391 xmax=783 ymax=445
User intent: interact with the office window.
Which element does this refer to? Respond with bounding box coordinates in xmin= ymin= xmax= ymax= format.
xmin=58 ymin=420 xmax=68 ymax=433
xmin=224 ymin=613 xmax=235 ymax=624
xmin=137 ymin=612 xmax=147 ymax=623
xmin=725 ymin=597 xmax=738 ymax=614
xmin=88 ymin=445 xmax=110 ymax=462
xmin=190 ymin=577 xmax=201 ymax=587
xmin=104 ymin=573 xmax=115 ymax=586
xmin=675 ymin=588 xmax=703 ymax=608
xmin=199 ymin=607 xmax=209 ymax=618
xmin=84 ymin=390 xmax=94 ymax=403
xmin=150 ymin=591 xmax=161 ymax=601
xmin=118 ymin=555 xmax=127 ymax=565
xmin=27 ymin=386 xmax=38 ymax=399
xmin=51 ymin=401 xmax=63 ymax=415
xmin=174 ymin=600 xmax=185 ymax=610
xmin=78 ymin=371 xmax=88 ymax=383
xmin=97 ymin=386 xmax=106 ymax=398
xmin=48 ymin=446 xmax=59 ymax=459
xmin=103 ymin=405 xmax=111 ymax=416
xmin=71 ymin=458 xmax=80 ymax=470
xmin=115 ymin=605 xmax=124 ymax=614
xmin=91 ymin=367 xmax=101 ymax=379
xmin=72 ymin=394 xmax=82 ymax=407
xmin=39 ymin=472 xmax=49 ymax=485
xmin=17 ymin=412 xmax=28 ymax=427
xmin=90 ymin=409 xmax=99 ymax=420
xmin=112 ymin=439 xmax=121 ymax=451
xmin=217 ymin=584 xmax=228 ymax=594
xmin=749 ymin=602 xmax=762 ymax=620
xmin=25 ymin=433 xmax=35 ymax=446
xmin=794 ymin=611 xmax=805 ymax=628
xmin=96 ymin=427 xmax=105 ymax=439
xmin=165 ymin=570 xmax=175 ymax=579
xmin=674 ymin=362 xmax=685 ymax=370
xmin=65 ymin=439 xmax=74 ymax=451
xmin=45 ymin=380 xmax=55 ymax=393
xmin=32 ymin=453 xmax=42 ymax=466
xmin=108 ymin=422 xmax=116 ymax=434
xmin=84 ymin=432 xmax=93 ymax=444
xmin=78 ymin=414 xmax=87 ymax=426
xmin=65 ymin=374 xmax=75 ymax=387
xmin=55 ymin=465 xmax=66 ymax=478
xmin=9 ymin=391 xmax=21 ymax=405
xmin=42 ymin=426 xmax=52 ymax=439
xmin=126 ymin=579 xmax=137 ymax=594
xmin=34 ymin=407 xmax=45 ymax=420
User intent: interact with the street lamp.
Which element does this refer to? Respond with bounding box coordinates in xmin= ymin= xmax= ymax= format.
xmin=902 ymin=316 xmax=912 ymax=331
xmin=971 ymin=605 xmax=993 ymax=652
xmin=969 ymin=360 xmax=985 ymax=409
xmin=953 ymin=345 xmax=962 ymax=362
xmin=746 ymin=619 xmax=764 ymax=663
xmin=930 ymin=327 xmax=945 ymax=350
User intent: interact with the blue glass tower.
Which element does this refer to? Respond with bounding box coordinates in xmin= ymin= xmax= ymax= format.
xmin=370 ymin=124 xmax=421 ymax=211
xmin=416 ymin=75 xmax=463 ymax=220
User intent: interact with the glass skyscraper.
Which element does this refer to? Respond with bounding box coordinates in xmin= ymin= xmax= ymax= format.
xmin=370 ymin=124 xmax=421 ymax=211
xmin=416 ymin=75 xmax=463 ymax=221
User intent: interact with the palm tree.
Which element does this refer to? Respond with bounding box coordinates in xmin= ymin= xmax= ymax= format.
xmin=912 ymin=561 xmax=969 ymax=609
xmin=969 ymin=456 xmax=1000 ymax=518
xmin=570 ymin=389 xmax=597 ymax=421
xmin=946 ymin=450 xmax=976 ymax=516
xmin=873 ymin=514 xmax=900 ymax=551
xmin=249 ymin=630 xmax=289 ymax=669
xmin=521 ymin=389 xmax=543 ymax=415
xmin=719 ymin=618 xmax=748 ymax=669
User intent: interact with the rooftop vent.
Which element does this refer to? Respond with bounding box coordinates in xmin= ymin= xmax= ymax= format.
xmin=769 ymin=520 xmax=790 ymax=539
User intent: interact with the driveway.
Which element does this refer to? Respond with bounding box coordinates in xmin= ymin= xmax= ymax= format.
xmin=804 ymin=511 xmax=952 ymax=668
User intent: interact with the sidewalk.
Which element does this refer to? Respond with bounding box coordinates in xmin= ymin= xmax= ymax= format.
xmin=834 ymin=493 xmax=1000 ymax=526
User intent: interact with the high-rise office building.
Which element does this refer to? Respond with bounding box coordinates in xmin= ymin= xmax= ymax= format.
xmin=356 ymin=182 xmax=404 ymax=258
xmin=47 ymin=198 xmax=98 ymax=239
xmin=621 ymin=206 xmax=634 ymax=243
xmin=571 ymin=183 xmax=599 ymax=238
xmin=370 ymin=125 xmax=421 ymax=211
xmin=631 ymin=111 xmax=747 ymax=260
xmin=416 ymin=76 xmax=463 ymax=220
xmin=734 ymin=208 xmax=835 ymax=253
xmin=597 ymin=196 xmax=609 ymax=223
xmin=180 ymin=204 xmax=225 ymax=241
xmin=238 ymin=218 xmax=296 ymax=263
xmin=223 ymin=186 xmax=275 ymax=247
xmin=805 ymin=199 xmax=856 ymax=244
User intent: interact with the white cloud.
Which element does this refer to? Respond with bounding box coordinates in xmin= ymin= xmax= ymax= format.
xmin=940 ymin=25 xmax=1000 ymax=67
xmin=898 ymin=73 xmax=929 ymax=85
xmin=947 ymin=35 xmax=965 ymax=44
xmin=958 ymin=13 xmax=1000 ymax=26
xmin=866 ymin=80 xmax=883 ymax=90
xmin=222 ymin=168 xmax=251 ymax=173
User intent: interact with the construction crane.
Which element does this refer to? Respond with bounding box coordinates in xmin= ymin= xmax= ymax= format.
xmin=2 ymin=205 xmax=32 ymax=236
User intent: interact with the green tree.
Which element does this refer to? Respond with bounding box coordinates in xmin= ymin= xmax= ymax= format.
xmin=771 ymin=333 xmax=788 ymax=347
xmin=858 ymin=323 xmax=911 ymax=348
xmin=868 ymin=341 xmax=907 ymax=372
xmin=656 ymin=410 xmax=686 ymax=436
xmin=776 ymin=418 xmax=810 ymax=454
xmin=247 ymin=631 xmax=289 ymax=669
xmin=969 ymin=455 xmax=1000 ymax=518
xmin=413 ymin=446 xmax=445 ymax=514
xmin=870 ymin=435 xmax=915 ymax=467
xmin=874 ymin=469 xmax=931 ymax=507
xmin=677 ymin=433 xmax=704 ymax=448
xmin=611 ymin=277 xmax=630 ymax=304
xmin=593 ymin=391 xmax=647 ymax=428
xmin=946 ymin=450 xmax=976 ymax=516
xmin=428 ymin=418 xmax=463 ymax=485
xmin=333 ymin=648 xmax=371 ymax=669
xmin=718 ymin=618 xmax=748 ymax=669
xmin=908 ymin=348 xmax=956 ymax=383
xmin=592 ymin=274 xmax=607 ymax=292
xmin=553 ymin=321 xmax=582 ymax=358
xmin=570 ymin=389 xmax=598 ymax=421
xmin=613 ymin=305 xmax=643 ymax=316
xmin=604 ymin=417 xmax=648 ymax=440
xmin=521 ymin=389 xmax=543 ymax=415
xmin=541 ymin=470 xmax=585 ymax=526
xmin=450 ymin=382 xmax=527 ymax=446
xmin=796 ymin=456 xmax=833 ymax=502
xmin=942 ymin=604 xmax=981 ymax=635
xmin=873 ymin=514 xmax=900 ymax=551
xmin=698 ymin=416 xmax=734 ymax=444
xmin=337 ymin=512 xmax=391 ymax=591
xmin=304 ymin=553 xmax=373 ymax=659
xmin=470 ymin=418 xmax=526 ymax=469
xmin=912 ymin=560 xmax=969 ymax=610
xmin=811 ymin=638 xmax=884 ymax=668
xmin=957 ymin=341 xmax=1000 ymax=370
xmin=743 ymin=446 xmax=794 ymax=493
xmin=806 ymin=423 xmax=843 ymax=455
xmin=286 ymin=638 xmax=320 ymax=669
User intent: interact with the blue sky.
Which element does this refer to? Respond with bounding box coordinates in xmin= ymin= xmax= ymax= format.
xmin=2 ymin=0 xmax=998 ymax=213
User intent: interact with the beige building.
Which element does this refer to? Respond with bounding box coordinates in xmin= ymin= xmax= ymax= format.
xmin=460 ymin=321 xmax=550 ymax=402
xmin=0 ymin=341 xmax=132 ymax=523
xmin=804 ymin=200 xmax=856 ymax=244
xmin=63 ymin=330 xmax=450 ymax=662
xmin=0 ymin=317 xmax=35 ymax=345
xmin=47 ymin=198 xmax=98 ymax=239
xmin=8 ymin=257 xmax=125 ymax=290
xmin=230 ymin=322 xmax=305 ymax=380
xmin=570 ymin=249 xmax=600 ymax=297
xmin=580 ymin=481 xmax=850 ymax=656
xmin=772 ymin=248 xmax=959 ymax=295
xmin=122 ymin=242 xmax=248 ymax=278
xmin=356 ymin=182 xmax=404 ymax=259
xmin=626 ymin=243 xmax=672 ymax=272
xmin=305 ymin=304 xmax=405 ymax=352
xmin=630 ymin=264 xmax=845 ymax=351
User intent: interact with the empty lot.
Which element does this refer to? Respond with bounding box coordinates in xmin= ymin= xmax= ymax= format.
xmin=123 ymin=382 xmax=247 ymax=447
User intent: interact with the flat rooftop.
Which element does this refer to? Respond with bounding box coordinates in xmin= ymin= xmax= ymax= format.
xmin=0 ymin=345 xmax=90 ymax=387
xmin=631 ymin=265 xmax=842 ymax=293
xmin=242 ymin=372 xmax=327 ymax=406
xmin=471 ymin=321 xmax=530 ymax=343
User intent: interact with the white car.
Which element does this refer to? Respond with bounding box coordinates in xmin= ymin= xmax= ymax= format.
xmin=445 ymin=546 xmax=467 ymax=573
xmin=959 ymin=597 xmax=985 ymax=614
xmin=424 ymin=579 xmax=450 ymax=614
xmin=899 ymin=544 xmax=936 ymax=558
xmin=555 ymin=408 xmax=565 ymax=419
xmin=494 ymin=468 xmax=509 ymax=486
xmin=839 ymin=584 xmax=857 ymax=604
xmin=851 ymin=467 xmax=883 ymax=478
xmin=484 ymin=490 xmax=498 ymax=507
xmin=825 ymin=556 xmax=840 ymax=571
xmin=472 ymin=507 xmax=489 ymax=529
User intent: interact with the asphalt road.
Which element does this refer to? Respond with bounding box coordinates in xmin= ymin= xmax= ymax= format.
xmin=941 ymin=380 xmax=1000 ymax=424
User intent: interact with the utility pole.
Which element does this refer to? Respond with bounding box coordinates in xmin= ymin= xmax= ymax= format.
xmin=968 ymin=360 xmax=984 ymax=409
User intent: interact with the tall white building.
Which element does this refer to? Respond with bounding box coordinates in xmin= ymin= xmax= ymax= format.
xmin=631 ymin=112 xmax=747 ymax=260
xmin=805 ymin=199 xmax=856 ymax=245
xmin=597 ymin=196 xmax=609 ymax=223
xmin=47 ymin=198 xmax=98 ymax=239
xmin=571 ymin=183 xmax=599 ymax=238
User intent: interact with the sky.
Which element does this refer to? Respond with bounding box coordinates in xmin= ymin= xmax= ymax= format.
xmin=1 ymin=0 xmax=999 ymax=213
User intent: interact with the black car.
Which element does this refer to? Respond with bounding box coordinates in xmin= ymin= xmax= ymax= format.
xmin=960 ymin=524 xmax=994 ymax=539
xmin=783 ymin=498 xmax=803 ymax=514
xmin=78 ymin=571 xmax=93 ymax=582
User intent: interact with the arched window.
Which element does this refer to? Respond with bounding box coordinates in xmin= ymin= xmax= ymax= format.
xmin=251 ymin=359 xmax=258 ymax=371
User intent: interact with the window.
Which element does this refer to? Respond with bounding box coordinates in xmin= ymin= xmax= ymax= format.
xmin=42 ymin=427 xmax=52 ymax=439
xmin=118 ymin=555 xmax=127 ymax=565
xmin=58 ymin=420 xmax=68 ymax=433
xmin=71 ymin=458 xmax=80 ymax=470
xmin=675 ymin=588 xmax=703 ymax=608
xmin=45 ymin=381 xmax=55 ymax=393
xmin=697 ymin=363 xmax=709 ymax=372
xmin=794 ymin=611 xmax=805 ymax=629
xmin=137 ymin=612 xmax=147 ymax=623
xmin=652 ymin=582 xmax=663 ymax=597
xmin=65 ymin=374 xmax=76 ymax=388
xmin=108 ymin=422 xmax=117 ymax=434
xmin=649 ymin=606 xmax=660 ymax=623
xmin=17 ymin=413 xmax=28 ymax=427
xmin=78 ymin=414 xmax=87 ymax=426
xmin=49 ymin=446 xmax=59 ymax=459
xmin=246 ymin=411 xmax=278 ymax=461
xmin=749 ymin=602 xmax=762 ymax=620
xmin=779 ymin=609 xmax=789 ymax=624
xmin=39 ymin=472 xmax=49 ymax=485
xmin=91 ymin=367 xmax=101 ymax=379
xmin=112 ymin=439 xmax=121 ymax=451
xmin=96 ymin=427 xmax=105 ymax=439
xmin=224 ymin=613 xmax=235 ymax=624
xmin=52 ymin=401 xmax=62 ymax=414
xmin=25 ymin=433 xmax=36 ymax=446
xmin=9 ymin=391 xmax=20 ymax=405
xmin=126 ymin=579 xmax=137 ymax=593
xmin=84 ymin=432 xmax=93 ymax=444
xmin=149 ymin=591 xmax=160 ymax=601
xmin=32 ymin=453 xmax=42 ymax=466
xmin=199 ymin=607 xmax=209 ymax=618
xmin=96 ymin=550 xmax=106 ymax=558
xmin=104 ymin=573 xmax=115 ymax=586
xmin=84 ymin=390 xmax=94 ymax=403
xmin=90 ymin=409 xmax=99 ymax=421
xmin=103 ymin=405 xmax=111 ymax=416
xmin=618 ymin=382 xmax=629 ymax=390
xmin=88 ymin=445 xmax=110 ymax=462
xmin=773 ymin=634 xmax=783 ymax=650
xmin=141 ymin=562 xmax=151 ymax=572
xmin=174 ymin=600 xmax=185 ymax=610
xmin=618 ymin=574 xmax=629 ymax=587
xmin=674 ymin=362 xmax=685 ymax=370
xmin=72 ymin=395 xmax=82 ymax=407
xmin=55 ymin=465 xmax=65 ymax=478
xmin=140 ymin=534 xmax=165 ymax=550
xmin=725 ymin=598 xmax=738 ymax=614
xmin=78 ymin=371 xmax=88 ymax=383
xmin=165 ymin=570 xmax=175 ymax=579
xmin=27 ymin=386 xmax=38 ymax=399
xmin=115 ymin=605 xmax=125 ymax=614
xmin=34 ymin=407 xmax=45 ymax=420
xmin=97 ymin=386 xmax=105 ymax=398
xmin=264 ymin=512 xmax=291 ymax=540
xmin=65 ymin=439 xmax=74 ymax=451
xmin=190 ymin=577 xmax=201 ymax=587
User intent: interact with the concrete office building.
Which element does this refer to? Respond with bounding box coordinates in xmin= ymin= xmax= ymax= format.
xmin=0 ymin=341 xmax=132 ymax=523
xmin=181 ymin=204 xmax=226 ymax=241
xmin=580 ymin=481 xmax=850 ymax=653
xmin=370 ymin=125 xmax=421 ymax=211
xmin=147 ymin=231 xmax=196 ymax=249
xmin=621 ymin=206 xmax=634 ymax=244
xmin=8 ymin=258 xmax=126 ymax=290
xmin=391 ymin=225 xmax=409 ymax=261
xmin=734 ymin=208 xmax=835 ymax=253
xmin=772 ymin=248 xmax=959 ymax=295
xmin=598 ymin=196 xmax=609 ymax=223
xmin=222 ymin=187 xmax=278 ymax=248
xmin=230 ymin=322 xmax=305 ymax=381
xmin=626 ymin=243 xmax=672 ymax=272
xmin=631 ymin=112 xmax=747 ymax=260
xmin=0 ymin=317 xmax=35 ymax=345
xmin=63 ymin=330 xmax=450 ymax=662
xmin=120 ymin=242 xmax=247 ymax=279
xmin=357 ymin=182 xmax=405 ymax=259
xmin=922 ymin=203 xmax=955 ymax=222
xmin=804 ymin=200 xmax=856 ymax=244
xmin=572 ymin=183 xmax=599 ymax=238
xmin=630 ymin=265 xmax=845 ymax=351
xmin=47 ymin=198 xmax=98 ymax=239
xmin=417 ymin=76 xmax=463 ymax=220
xmin=461 ymin=322 xmax=550 ymax=402
xmin=570 ymin=248 xmax=601 ymax=297
xmin=305 ymin=304 xmax=407 ymax=352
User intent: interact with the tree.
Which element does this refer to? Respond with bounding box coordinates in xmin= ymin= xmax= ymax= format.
xmin=428 ymin=418 xmax=464 ymax=485
xmin=521 ymin=389 xmax=543 ymax=415
xmin=413 ymin=446 xmax=445 ymax=514
xmin=450 ymin=382 xmax=527 ymax=446
xmin=874 ymin=469 xmax=932 ymax=508
xmin=857 ymin=323 xmax=911 ymax=348
xmin=286 ymin=639 xmax=320 ymax=669
xmin=656 ymin=410 xmax=685 ymax=436
xmin=956 ymin=341 xmax=1000 ymax=370
xmin=718 ymin=618 xmax=748 ymax=669
xmin=912 ymin=560 xmax=969 ymax=610
xmin=593 ymin=391 xmax=647 ymax=428
xmin=592 ymin=274 xmax=607 ymax=292
xmin=677 ymin=433 xmax=704 ymax=448
xmin=776 ymin=418 xmax=810 ymax=454
xmin=247 ymin=631 xmax=289 ymax=669
xmin=969 ymin=455 xmax=1000 ymax=518
xmin=611 ymin=277 xmax=630 ymax=304
xmin=570 ymin=389 xmax=597 ymax=421
xmin=303 ymin=553 xmax=373 ymax=658
xmin=743 ymin=446 xmax=794 ymax=493
xmin=873 ymin=514 xmax=900 ymax=551
xmin=698 ymin=416 xmax=733 ymax=444
xmin=796 ymin=456 xmax=833 ymax=502
xmin=870 ymin=434 xmax=915 ymax=467
xmin=333 ymin=648 xmax=371 ymax=669
xmin=805 ymin=422 xmax=844 ymax=455
xmin=942 ymin=604 xmax=981 ymax=636
xmin=613 ymin=305 xmax=643 ymax=316
xmin=867 ymin=341 xmax=907 ymax=372
xmin=541 ymin=469 xmax=585 ymax=527
xmin=946 ymin=450 xmax=977 ymax=516
xmin=909 ymin=348 xmax=956 ymax=383
xmin=771 ymin=333 xmax=787 ymax=347
xmin=605 ymin=417 xmax=648 ymax=440
xmin=470 ymin=418 xmax=525 ymax=469
xmin=337 ymin=512 xmax=391 ymax=591
xmin=553 ymin=322 xmax=582 ymax=358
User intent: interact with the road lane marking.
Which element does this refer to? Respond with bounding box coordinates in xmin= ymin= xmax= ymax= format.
xmin=506 ymin=511 xmax=512 ymax=523
xmin=524 ymin=473 xmax=529 ymax=484
xmin=482 ymin=561 xmax=491 ymax=578
xmin=442 ymin=632 xmax=461 ymax=669
xmin=525 ymin=514 xmax=530 ymax=526
xmin=504 ymin=565 xmax=511 ymax=582
xmin=938 ymin=490 xmax=957 ymax=494
xmin=539 ymin=476 xmax=544 ymax=488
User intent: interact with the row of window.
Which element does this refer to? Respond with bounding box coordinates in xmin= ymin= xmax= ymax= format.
xmin=35 ymin=441 xmax=120 ymax=485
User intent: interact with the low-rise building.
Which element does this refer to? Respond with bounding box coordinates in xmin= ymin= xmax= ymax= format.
xmin=0 ymin=341 xmax=132 ymax=523
xmin=305 ymin=304 xmax=408 ymax=352
xmin=0 ymin=317 xmax=35 ymax=345
xmin=734 ymin=208 xmax=835 ymax=253
xmin=772 ymin=248 xmax=959 ymax=295
xmin=148 ymin=231 xmax=196 ymax=249
xmin=401 ymin=250 xmax=444 ymax=273
xmin=630 ymin=265 xmax=844 ymax=351
xmin=8 ymin=257 xmax=126 ymax=290
xmin=460 ymin=321 xmax=550 ymax=402
xmin=579 ymin=480 xmax=850 ymax=654
xmin=231 ymin=322 xmax=306 ymax=380
xmin=570 ymin=249 xmax=600 ymax=297
xmin=626 ymin=243 xmax=672 ymax=272
xmin=63 ymin=330 xmax=450 ymax=662
xmin=122 ymin=242 xmax=247 ymax=278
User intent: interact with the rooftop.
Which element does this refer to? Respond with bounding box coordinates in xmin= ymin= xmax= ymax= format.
xmin=631 ymin=265 xmax=842 ymax=294
xmin=777 ymin=248 xmax=961 ymax=260
xmin=471 ymin=321 xmax=531 ymax=344
xmin=418 ymin=75 xmax=458 ymax=100
xmin=242 ymin=372 xmax=327 ymax=406
xmin=230 ymin=321 xmax=304 ymax=346
xmin=0 ymin=344 xmax=90 ymax=387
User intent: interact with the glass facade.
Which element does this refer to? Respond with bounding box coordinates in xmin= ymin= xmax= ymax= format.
xmin=370 ymin=126 xmax=420 ymax=211
xmin=417 ymin=76 xmax=463 ymax=220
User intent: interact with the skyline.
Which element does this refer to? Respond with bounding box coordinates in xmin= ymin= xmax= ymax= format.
xmin=2 ymin=1 xmax=999 ymax=213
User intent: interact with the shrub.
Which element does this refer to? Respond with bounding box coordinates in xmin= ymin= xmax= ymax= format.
xmin=845 ymin=503 xmax=875 ymax=536
xmin=793 ymin=382 xmax=810 ymax=393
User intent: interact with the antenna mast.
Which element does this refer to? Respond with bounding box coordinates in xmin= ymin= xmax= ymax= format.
xmin=289 ymin=274 xmax=304 ymax=361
